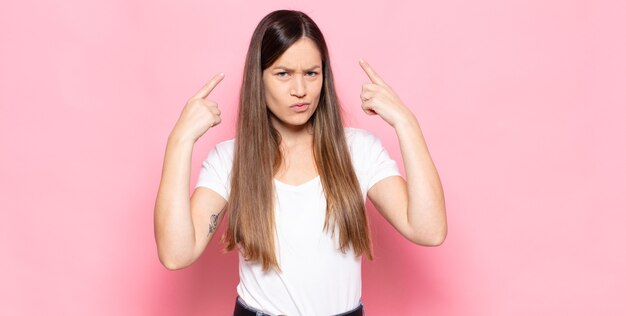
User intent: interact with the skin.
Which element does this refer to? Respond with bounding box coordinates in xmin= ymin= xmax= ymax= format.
xmin=153 ymin=73 xmax=228 ymax=270
xmin=358 ymin=59 xmax=447 ymax=247
xmin=262 ymin=37 xmax=323 ymax=185
xmin=263 ymin=37 xmax=323 ymax=134
xmin=154 ymin=36 xmax=447 ymax=271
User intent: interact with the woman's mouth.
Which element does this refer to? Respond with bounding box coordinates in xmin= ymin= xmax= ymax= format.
xmin=290 ymin=102 xmax=309 ymax=112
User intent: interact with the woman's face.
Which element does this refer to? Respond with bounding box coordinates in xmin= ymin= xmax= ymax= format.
xmin=262 ymin=36 xmax=323 ymax=131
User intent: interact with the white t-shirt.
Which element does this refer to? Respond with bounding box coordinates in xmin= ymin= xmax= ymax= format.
xmin=195 ymin=127 xmax=401 ymax=316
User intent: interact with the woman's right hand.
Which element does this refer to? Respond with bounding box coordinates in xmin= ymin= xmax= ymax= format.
xmin=170 ymin=73 xmax=225 ymax=143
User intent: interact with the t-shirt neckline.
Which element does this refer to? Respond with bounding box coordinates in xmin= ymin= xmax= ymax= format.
xmin=273 ymin=175 xmax=321 ymax=191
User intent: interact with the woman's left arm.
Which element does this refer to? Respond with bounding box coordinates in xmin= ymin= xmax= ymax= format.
xmin=359 ymin=60 xmax=447 ymax=246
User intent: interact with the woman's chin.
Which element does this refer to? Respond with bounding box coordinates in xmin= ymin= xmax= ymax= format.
xmin=271 ymin=116 xmax=314 ymax=132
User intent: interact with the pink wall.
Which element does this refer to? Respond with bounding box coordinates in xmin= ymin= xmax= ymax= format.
xmin=1 ymin=0 xmax=625 ymax=315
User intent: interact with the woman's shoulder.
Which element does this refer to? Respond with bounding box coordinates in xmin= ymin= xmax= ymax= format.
xmin=343 ymin=127 xmax=381 ymax=146
xmin=207 ymin=138 xmax=235 ymax=161
xmin=214 ymin=138 xmax=235 ymax=151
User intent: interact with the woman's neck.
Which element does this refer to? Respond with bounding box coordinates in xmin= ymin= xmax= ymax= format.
xmin=272 ymin=120 xmax=317 ymax=182
xmin=271 ymin=119 xmax=314 ymax=148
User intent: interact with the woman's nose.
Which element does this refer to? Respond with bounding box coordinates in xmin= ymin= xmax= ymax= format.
xmin=290 ymin=75 xmax=307 ymax=97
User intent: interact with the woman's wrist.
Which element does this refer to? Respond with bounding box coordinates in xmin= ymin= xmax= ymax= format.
xmin=168 ymin=130 xmax=196 ymax=146
xmin=392 ymin=114 xmax=420 ymax=131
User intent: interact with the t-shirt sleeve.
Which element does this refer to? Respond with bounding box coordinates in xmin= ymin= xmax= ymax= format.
xmin=361 ymin=131 xmax=402 ymax=191
xmin=194 ymin=143 xmax=232 ymax=200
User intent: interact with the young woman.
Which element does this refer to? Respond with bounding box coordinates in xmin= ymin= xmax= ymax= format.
xmin=154 ymin=9 xmax=447 ymax=316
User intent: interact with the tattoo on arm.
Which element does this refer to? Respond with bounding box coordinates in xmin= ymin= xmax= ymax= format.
xmin=208 ymin=211 xmax=222 ymax=236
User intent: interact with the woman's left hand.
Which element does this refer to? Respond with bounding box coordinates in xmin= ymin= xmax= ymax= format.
xmin=359 ymin=59 xmax=416 ymax=127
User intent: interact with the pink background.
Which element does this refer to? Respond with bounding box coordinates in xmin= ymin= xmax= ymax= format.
xmin=1 ymin=0 xmax=625 ymax=315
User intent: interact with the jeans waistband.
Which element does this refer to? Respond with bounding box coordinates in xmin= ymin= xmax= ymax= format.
xmin=233 ymin=296 xmax=364 ymax=316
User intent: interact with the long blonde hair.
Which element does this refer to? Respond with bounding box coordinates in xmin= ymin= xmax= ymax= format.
xmin=222 ymin=9 xmax=373 ymax=272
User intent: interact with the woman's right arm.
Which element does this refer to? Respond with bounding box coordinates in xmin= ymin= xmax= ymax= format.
xmin=154 ymin=73 xmax=227 ymax=270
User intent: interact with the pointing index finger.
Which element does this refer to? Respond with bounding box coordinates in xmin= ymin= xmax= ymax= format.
xmin=193 ymin=72 xmax=225 ymax=100
xmin=359 ymin=59 xmax=386 ymax=86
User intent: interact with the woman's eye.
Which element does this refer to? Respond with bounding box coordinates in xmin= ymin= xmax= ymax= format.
xmin=307 ymin=71 xmax=319 ymax=77
xmin=276 ymin=72 xmax=288 ymax=77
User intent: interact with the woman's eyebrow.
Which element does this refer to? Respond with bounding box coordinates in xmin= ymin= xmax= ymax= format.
xmin=272 ymin=65 xmax=321 ymax=71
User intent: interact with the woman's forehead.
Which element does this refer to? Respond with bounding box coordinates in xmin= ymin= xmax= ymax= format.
xmin=270 ymin=37 xmax=322 ymax=69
